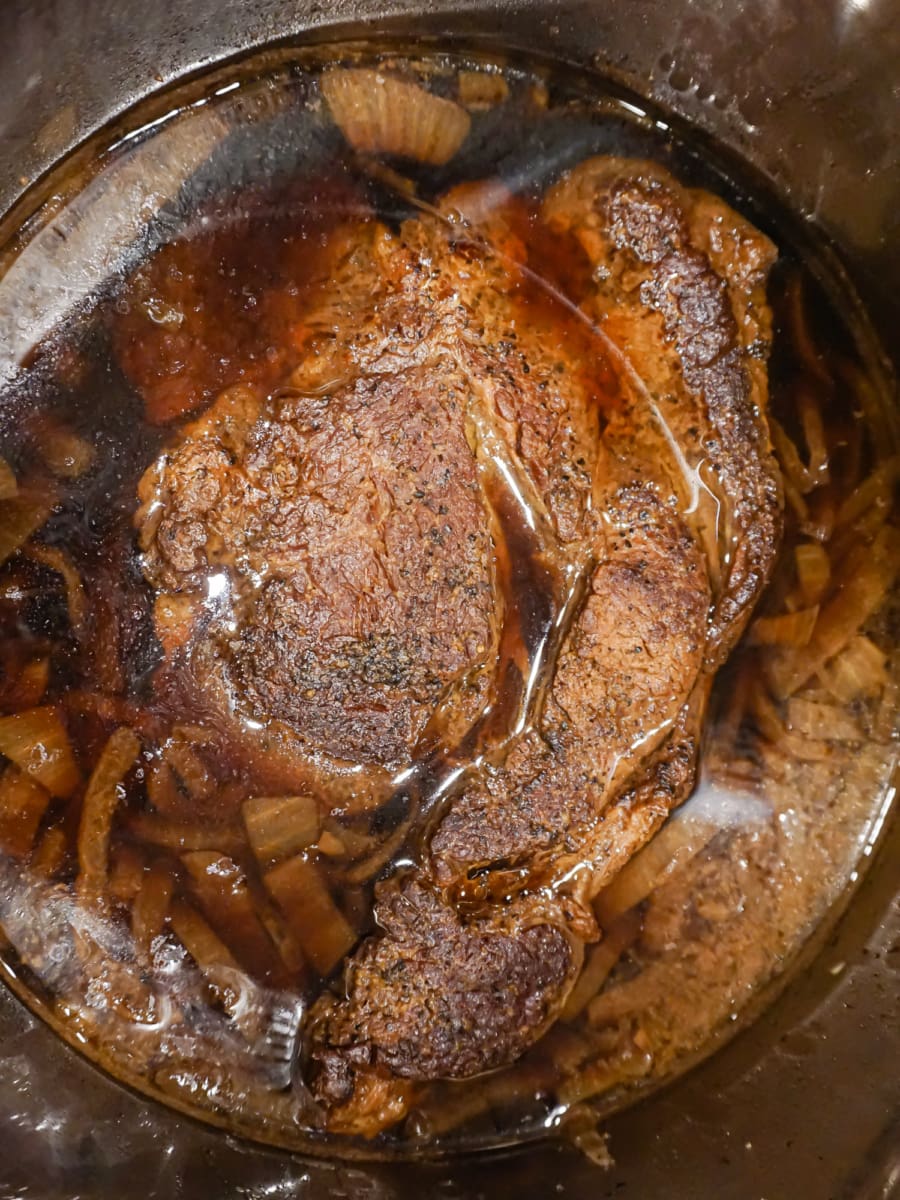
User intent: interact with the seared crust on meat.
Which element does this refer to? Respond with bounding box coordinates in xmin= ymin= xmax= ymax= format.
xmin=543 ymin=157 xmax=781 ymax=658
xmin=429 ymin=480 xmax=710 ymax=882
xmin=137 ymin=208 xmax=598 ymax=786
xmin=309 ymin=879 xmax=581 ymax=1134
xmin=132 ymin=157 xmax=781 ymax=1135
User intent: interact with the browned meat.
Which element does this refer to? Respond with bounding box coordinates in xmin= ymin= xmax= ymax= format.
xmin=543 ymin=158 xmax=780 ymax=660
xmin=146 ymin=366 xmax=497 ymax=770
xmin=134 ymin=158 xmax=780 ymax=1136
xmin=137 ymin=208 xmax=603 ymax=791
xmin=312 ymin=880 xmax=582 ymax=1135
xmin=428 ymin=480 xmax=711 ymax=885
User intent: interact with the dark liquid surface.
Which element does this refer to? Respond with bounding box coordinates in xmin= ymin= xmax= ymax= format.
xmin=0 ymin=48 xmax=896 ymax=1156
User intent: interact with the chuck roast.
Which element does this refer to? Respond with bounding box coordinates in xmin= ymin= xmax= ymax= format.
xmin=134 ymin=158 xmax=780 ymax=1135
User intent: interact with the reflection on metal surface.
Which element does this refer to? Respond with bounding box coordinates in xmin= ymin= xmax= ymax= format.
xmin=0 ymin=108 xmax=229 ymax=387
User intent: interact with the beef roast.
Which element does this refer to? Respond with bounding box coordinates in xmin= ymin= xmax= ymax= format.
xmin=134 ymin=157 xmax=780 ymax=1136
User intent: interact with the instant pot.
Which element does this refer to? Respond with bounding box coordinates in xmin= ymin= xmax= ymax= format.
xmin=1 ymin=1 xmax=898 ymax=1196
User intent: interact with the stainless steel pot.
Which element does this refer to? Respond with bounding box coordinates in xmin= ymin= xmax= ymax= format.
xmin=1 ymin=2 xmax=897 ymax=1196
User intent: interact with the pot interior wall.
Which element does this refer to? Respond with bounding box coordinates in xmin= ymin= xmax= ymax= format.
xmin=0 ymin=2 xmax=897 ymax=1196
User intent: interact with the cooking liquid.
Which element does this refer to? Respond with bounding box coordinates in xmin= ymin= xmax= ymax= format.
xmin=0 ymin=49 xmax=897 ymax=1155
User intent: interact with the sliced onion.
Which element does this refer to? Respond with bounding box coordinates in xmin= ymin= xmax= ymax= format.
xmin=0 ymin=457 xmax=18 ymax=500
xmin=0 ymin=764 xmax=50 ymax=858
xmin=594 ymin=814 xmax=717 ymax=925
xmin=25 ymin=540 xmax=87 ymax=642
xmin=785 ymin=273 xmax=832 ymax=385
xmin=322 ymin=68 xmax=471 ymax=166
xmin=107 ymin=843 xmax=147 ymax=904
xmin=767 ymin=524 xmax=900 ymax=699
xmin=835 ymin=455 xmax=900 ymax=529
xmin=818 ymin=635 xmax=888 ymax=704
xmin=785 ymin=696 xmax=862 ymax=741
xmin=748 ymin=606 xmax=819 ymax=647
xmin=242 ymin=793 xmax=320 ymax=868
xmin=561 ymin=908 xmax=642 ymax=1022
xmin=457 ymin=69 xmax=509 ymax=111
xmin=125 ymin=810 xmax=244 ymax=854
xmin=0 ymin=486 xmax=58 ymax=568
xmin=169 ymin=899 xmax=244 ymax=1010
xmin=33 ymin=423 xmax=96 ymax=480
xmin=30 ymin=824 xmax=68 ymax=878
xmin=770 ymin=417 xmax=815 ymax=494
xmin=797 ymin=384 xmax=830 ymax=483
xmin=131 ymin=862 xmax=174 ymax=959
xmin=76 ymin=726 xmax=141 ymax=899
xmin=794 ymin=542 xmax=830 ymax=606
xmin=0 ymin=705 xmax=80 ymax=797
xmin=264 ymin=853 xmax=356 ymax=977
xmin=181 ymin=850 xmax=285 ymax=983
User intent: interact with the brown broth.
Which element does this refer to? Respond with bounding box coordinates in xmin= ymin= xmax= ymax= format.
xmin=0 ymin=47 xmax=897 ymax=1157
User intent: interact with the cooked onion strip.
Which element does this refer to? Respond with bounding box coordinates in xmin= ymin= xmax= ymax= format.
xmin=561 ymin=909 xmax=642 ymax=1022
xmin=264 ymin=854 xmax=356 ymax=976
xmin=0 ymin=705 xmax=80 ymax=797
xmin=63 ymin=690 xmax=165 ymax=738
xmin=255 ymin=899 xmax=306 ymax=975
xmin=411 ymin=1059 xmax=556 ymax=1137
xmin=125 ymin=810 xmax=244 ymax=854
xmin=314 ymin=830 xmax=346 ymax=857
xmin=782 ymin=475 xmax=810 ymax=525
xmin=594 ymin=815 xmax=718 ymax=925
xmin=794 ymin=542 xmax=830 ymax=606
xmin=0 ymin=764 xmax=50 ymax=857
xmin=797 ymin=385 xmax=830 ymax=483
xmin=76 ymin=726 xmax=141 ymax=898
xmin=829 ymin=500 xmax=890 ymax=568
xmin=181 ymin=850 xmax=284 ymax=983
xmin=785 ymin=696 xmax=861 ymax=742
xmin=770 ymin=417 xmax=815 ymax=495
xmin=749 ymin=682 xmax=786 ymax=744
xmin=415 ymin=1027 xmax=619 ymax=1137
xmin=809 ymin=494 xmax=838 ymax=543
xmin=164 ymin=738 xmax=215 ymax=802
xmin=131 ymin=862 xmax=174 ymax=958
xmin=785 ymin=273 xmax=832 ymax=385
xmin=343 ymin=818 xmax=411 ymax=884
xmin=409 ymin=1027 xmax=607 ymax=1139
xmin=818 ymin=635 xmax=888 ymax=703
xmin=108 ymin=843 xmax=147 ymax=903
xmin=767 ymin=525 xmax=900 ymax=698
xmin=836 ymin=358 xmax=896 ymax=462
xmin=321 ymin=69 xmax=471 ymax=165
xmin=748 ymin=606 xmax=819 ymax=647
xmin=713 ymin=659 xmax=757 ymax=752
xmin=30 ymin=824 xmax=68 ymax=877
xmin=33 ymin=423 xmax=95 ymax=480
xmin=242 ymin=794 xmax=320 ymax=868
xmin=584 ymin=966 xmax=663 ymax=1027
xmin=0 ymin=487 xmax=58 ymax=568
xmin=835 ymin=456 xmax=900 ymax=530
xmin=457 ymin=70 xmax=509 ymax=111
xmin=323 ymin=822 xmax=374 ymax=861
xmin=24 ymin=540 xmax=87 ymax=642
xmin=0 ymin=657 xmax=50 ymax=712
xmin=555 ymin=1042 xmax=652 ymax=1106
xmin=0 ymin=457 xmax=17 ymax=500
xmin=751 ymin=685 xmax=837 ymax=761
xmin=146 ymin=759 xmax=185 ymax=816
xmin=169 ymin=900 xmax=245 ymax=1007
